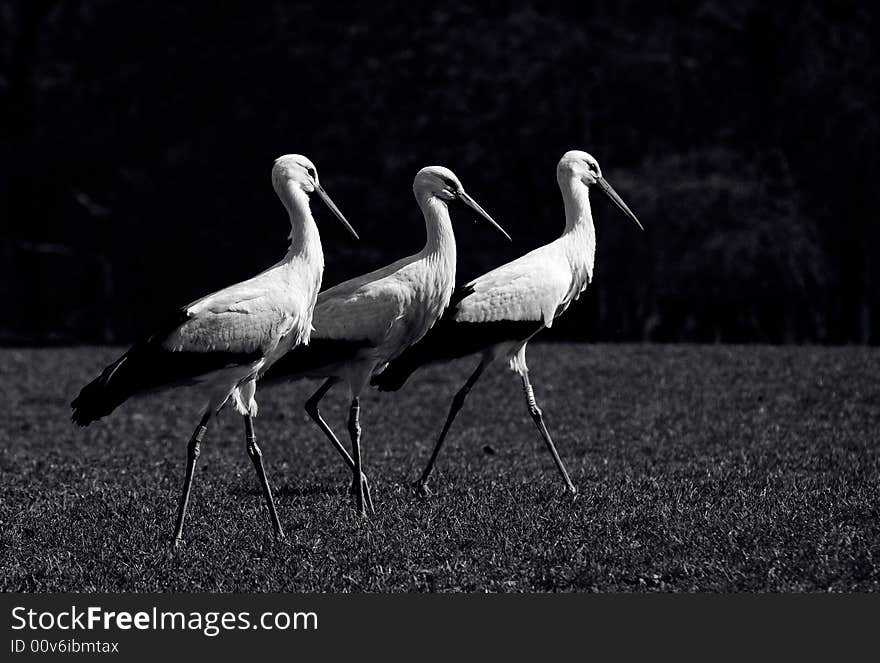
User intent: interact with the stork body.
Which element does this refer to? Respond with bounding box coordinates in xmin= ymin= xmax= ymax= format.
xmin=372 ymin=150 xmax=642 ymax=496
xmin=71 ymin=154 xmax=357 ymax=546
xmin=261 ymin=166 xmax=509 ymax=515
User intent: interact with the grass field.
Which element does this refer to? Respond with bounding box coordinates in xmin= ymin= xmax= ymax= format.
xmin=1 ymin=344 xmax=878 ymax=592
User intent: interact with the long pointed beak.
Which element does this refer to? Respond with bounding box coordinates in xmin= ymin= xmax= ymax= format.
xmin=597 ymin=177 xmax=643 ymax=231
xmin=316 ymin=184 xmax=359 ymax=240
xmin=457 ymin=191 xmax=512 ymax=241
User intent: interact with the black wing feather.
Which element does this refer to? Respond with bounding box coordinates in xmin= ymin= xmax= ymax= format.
xmin=371 ymin=284 xmax=539 ymax=392
xmin=70 ymin=307 xmax=261 ymax=426
xmin=261 ymin=337 xmax=372 ymax=384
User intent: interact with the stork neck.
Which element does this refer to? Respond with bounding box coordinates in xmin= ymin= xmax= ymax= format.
xmin=559 ymin=176 xmax=597 ymax=278
xmin=559 ymin=177 xmax=595 ymax=234
xmin=280 ymin=184 xmax=323 ymax=264
xmin=417 ymin=193 xmax=457 ymax=260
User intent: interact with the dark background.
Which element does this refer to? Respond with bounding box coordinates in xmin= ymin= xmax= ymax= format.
xmin=1 ymin=0 xmax=877 ymax=345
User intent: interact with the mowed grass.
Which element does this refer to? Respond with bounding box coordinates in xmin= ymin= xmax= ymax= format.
xmin=1 ymin=344 xmax=878 ymax=592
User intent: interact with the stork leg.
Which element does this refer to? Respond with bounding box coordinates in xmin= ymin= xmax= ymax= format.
xmin=172 ymin=411 xmax=211 ymax=548
xmin=521 ymin=372 xmax=577 ymax=495
xmin=305 ymin=379 xmax=374 ymax=513
xmin=347 ymin=397 xmax=367 ymax=517
xmin=244 ymin=415 xmax=285 ymax=539
xmin=416 ymin=357 xmax=489 ymax=497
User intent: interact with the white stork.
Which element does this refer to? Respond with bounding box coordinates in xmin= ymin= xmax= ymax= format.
xmin=70 ymin=154 xmax=358 ymax=546
xmin=372 ymin=150 xmax=642 ymax=496
xmin=260 ymin=166 xmax=510 ymax=516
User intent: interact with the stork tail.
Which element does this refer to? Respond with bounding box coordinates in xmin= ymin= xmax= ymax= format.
xmin=71 ymin=341 xmax=261 ymax=426
xmin=70 ymin=352 xmax=135 ymax=426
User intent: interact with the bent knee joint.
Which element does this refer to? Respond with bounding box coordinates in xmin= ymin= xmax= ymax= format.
xmin=187 ymin=439 xmax=202 ymax=460
xmin=305 ymin=399 xmax=320 ymax=418
xmin=348 ymin=405 xmax=361 ymax=434
xmin=452 ymin=388 xmax=470 ymax=409
xmin=190 ymin=424 xmax=208 ymax=446
xmin=247 ymin=443 xmax=262 ymax=461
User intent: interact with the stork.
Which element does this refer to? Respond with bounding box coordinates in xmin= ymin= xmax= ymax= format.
xmin=70 ymin=154 xmax=358 ymax=546
xmin=372 ymin=150 xmax=642 ymax=496
xmin=260 ymin=166 xmax=510 ymax=516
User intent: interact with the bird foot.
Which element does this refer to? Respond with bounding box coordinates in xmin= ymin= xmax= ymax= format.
xmin=150 ymin=538 xmax=185 ymax=565
xmin=345 ymin=497 xmax=368 ymax=519
xmin=148 ymin=542 xmax=177 ymax=568
xmin=272 ymin=532 xmax=293 ymax=549
xmin=412 ymin=481 xmax=432 ymax=498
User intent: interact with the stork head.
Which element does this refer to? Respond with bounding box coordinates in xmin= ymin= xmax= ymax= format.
xmin=414 ymin=166 xmax=511 ymax=241
xmin=272 ymin=154 xmax=359 ymax=239
xmin=558 ymin=150 xmax=643 ymax=230
xmin=558 ymin=150 xmax=604 ymax=186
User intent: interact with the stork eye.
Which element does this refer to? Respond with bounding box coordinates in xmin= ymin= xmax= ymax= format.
xmin=306 ymin=166 xmax=317 ymax=179
xmin=442 ymin=178 xmax=462 ymax=198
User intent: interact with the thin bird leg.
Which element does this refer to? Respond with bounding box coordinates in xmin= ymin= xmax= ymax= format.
xmin=305 ymin=379 xmax=374 ymax=513
xmin=416 ymin=358 xmax=489 ymax=496
xmin=173 ymin=411 xmax=211 ymax=547
xmin=521 ymin=372 xmax=577 ymax=495
xmin=347 ymin=397 xmax=367 ymax=517
xmin=244 ymin=415 xmax=285 ymax=539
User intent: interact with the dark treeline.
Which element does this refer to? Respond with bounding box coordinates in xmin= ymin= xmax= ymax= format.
xmin=1 ymin=1 xmax=877 ymax=345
